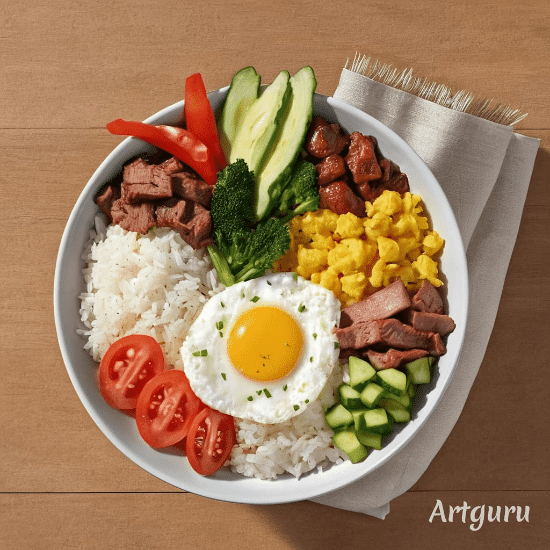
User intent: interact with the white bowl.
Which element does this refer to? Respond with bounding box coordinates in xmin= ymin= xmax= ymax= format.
xmin=54 ymin=88 xmax=468 ymax=505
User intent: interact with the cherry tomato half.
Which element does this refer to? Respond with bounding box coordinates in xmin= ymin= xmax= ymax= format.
xmin=135 ymin=369 xmax=201 ymax=448
xmin=186 ymin=406 xmax=236 ymax=476
xmin=98 ymin=334 xmax=165 ymax=410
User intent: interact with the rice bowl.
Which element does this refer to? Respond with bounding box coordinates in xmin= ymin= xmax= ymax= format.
xmin=54 ymin=87 xmax=468 ymax=504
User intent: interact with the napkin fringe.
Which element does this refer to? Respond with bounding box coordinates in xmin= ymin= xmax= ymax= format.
xmin=346 ymin=53 xmax=527 ymax=126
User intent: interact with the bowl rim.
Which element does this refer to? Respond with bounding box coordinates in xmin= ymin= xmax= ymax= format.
xmin=54 ymin=88 xmax=469 ymax=505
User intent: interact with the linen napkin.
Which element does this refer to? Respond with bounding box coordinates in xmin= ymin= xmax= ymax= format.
xmin=311 ymin=56 xmax=540 ymax=519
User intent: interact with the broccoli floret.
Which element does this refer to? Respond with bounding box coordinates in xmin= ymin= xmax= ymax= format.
xmin=208 ymin=159 xmax=291 ymax=287
xmin=275 ymin=160 xmax=319 ymax=223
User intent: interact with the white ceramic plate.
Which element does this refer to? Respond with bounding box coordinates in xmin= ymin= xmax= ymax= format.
xmin=54 ymin=88 xmax=468 ymax=505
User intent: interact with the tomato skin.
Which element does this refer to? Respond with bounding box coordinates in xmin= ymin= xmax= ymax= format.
xmin=186 ymin=406 xmax=236 ymax=476
xmin=98 ymin=334 xmax=165 ymax=410
xmin=135 ymin=369 xmax=201 ymax=449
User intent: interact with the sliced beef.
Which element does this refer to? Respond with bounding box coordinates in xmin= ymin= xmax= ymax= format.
xmin=305 ymin=116 xmax=350 ymax=158
xmin=335 ymin=318 xmax=446 ymax=356
xmin=405 ymin=309 xmax=456 ymax=337
xmin=316 ymin=154 xmax=347 ymax=186
xmin=121 ymin=164 xmax=173 ymax=203
xmin=339 ymin=279 xmax=411 ymax=328
xmin=319 ymin=180 xmax=366 ymax=217
xmin=156 ymin=198 xmax=214 ymax=249
xmin=411 ymin=280 xmax=444 ymax=314
xmin=94 ymin=184 xmax=121 ymax=223
xmin=366 ymin=348 xmax=430 ymax=370
xmin=345 ymin=132 xmax=382 ymax=184
xmin=171 ymin=171 xmax=214 ymax=207
xmin=356 ymin=168 xmax=410 ymax=202
xmin=110 ymin=199 xmax=156 ymax=234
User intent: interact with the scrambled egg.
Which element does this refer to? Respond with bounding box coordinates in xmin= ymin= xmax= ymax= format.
xmin=274 ymin=190 xmax=444 ymax=307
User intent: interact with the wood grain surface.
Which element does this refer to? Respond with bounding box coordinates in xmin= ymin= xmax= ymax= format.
xmin=1 ymin=1 xmax=548 ymax=548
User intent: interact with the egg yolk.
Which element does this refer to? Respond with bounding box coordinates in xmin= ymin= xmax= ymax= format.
xmin=227 ymin=306 xmax=304 ymax=381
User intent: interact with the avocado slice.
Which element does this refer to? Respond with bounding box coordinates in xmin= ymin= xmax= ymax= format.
xmin=218 ymin=66 xmax=261 ymax=163
xmin=255 ymin=66 xmax=317 ymax=220
xmin=228 ymin=70 xmax=291 ymax=178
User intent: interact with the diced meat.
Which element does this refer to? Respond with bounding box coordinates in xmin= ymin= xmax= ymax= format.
xmin=121 ymin=165 xmax=173 ymax=203
xmin=366 ymin=348 xmax=430 ymax=370
xmin=123 ymin=158 xmax=154 ymax=184
xmin=156 ymin=198 xmax=214 ymax=249
xmin=305 ymin=116 xmax=350 ymax=158
xmin=94 ymin=184 xmax=121 ymax=223
xmin=345 ymin=132 xmax=382 ymax=184
xmin=171 ymin=171 xmax=214 ymax=207
xmin=316 ymin=154 xmax=347 ymax=186
xmin=158 ymin=156 xmax=185 ymax=175
xmin=335 ymin=318 xmax=446 ymax=356
xmin=110 ymin=199 xmax=156 ymax=234
xmin=411 ymin=280 xmax=444 ymax=314
xmin=405 ymin=309 xmax=456 ymax=337
xmin=319 ymin=180 xmax=366 ymax=217
xmin=339 ymin=280 xmax=411 ymax=328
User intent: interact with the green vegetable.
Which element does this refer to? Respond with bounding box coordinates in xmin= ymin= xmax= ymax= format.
xmin=254 ymin=66 xmax=317 ymax=220
xmin=273 ymin=160 xmax=319 ymax=223
xmin=207 ymin=159 xmax=291 ymax=287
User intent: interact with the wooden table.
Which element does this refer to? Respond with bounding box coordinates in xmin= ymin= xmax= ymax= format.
xmin=2 ymin=1 xmax=548 ymax=548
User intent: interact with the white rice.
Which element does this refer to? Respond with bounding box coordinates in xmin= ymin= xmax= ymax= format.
xmin=79 ymin=220 xmax=347 ymax=480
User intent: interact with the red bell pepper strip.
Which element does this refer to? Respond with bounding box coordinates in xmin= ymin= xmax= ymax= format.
xmin=106 ymin=119 xmax=219 ymax=185
xmin=184 ymin=72 xmax=228 ymax=171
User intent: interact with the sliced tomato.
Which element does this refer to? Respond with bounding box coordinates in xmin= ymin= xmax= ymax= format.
xmin=184 ymin=72 xmax=227 ymax=170
xmin=135 ymin=369 xmax=201 ymax=448
xmin=98 ymin=334 xmax=165 ymax=410
xmin=186 ymin=406 xmax=236 ymax=476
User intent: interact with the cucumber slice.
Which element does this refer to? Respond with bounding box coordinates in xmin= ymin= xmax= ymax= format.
xmin=332 ymin=428 xmax=368 ymax=463
xmin=356 ymin=430 xmax=383 ymax=450
xmin=357 ymin=408 xmax=394 ymax=435
xmin=254 ymin=66 xmax=317 ymax=219
xmin=229 ymin=70 xmax=291 ymax=177
xmin=376 ymin=368 xmax=407 ymax=397
xmin=405 ymin=356 xmax=434 ymax=384
xmin=218 ymin=66 xmax=261 ymax=163
xmin=324 ymin=403 xmax=354 ymax=430
xmin=338 ymin=383 xmax=363 ymax=410
xmin=384 ymin=389 xmax=411 ymax=410
xmin=348 ymin=356 xmax=377 ymax=392
xmin=379 ymin=398 xmax=411 ymax=423
xmin=351 ymin=407 xmax=370 ymax=431
xmin=360 ymin=382 xmax=386 ymax=409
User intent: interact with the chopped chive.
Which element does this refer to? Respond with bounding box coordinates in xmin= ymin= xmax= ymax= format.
xmin=334 ymin=342 xmax=339 ymax=349
xmin=221 ymin=373 xmax=226 ymax=380
xmin=241 ymin=292 xmax=245 ymax=298
xmin=310 ymin=356 xmax=313 ymax=362
xmin=256 ymin=390 xmax=262 ymax=395
xmin=263 ymin=388 xmax=272 ymax=398
xmin=247 ymin=396 xmax=254 ymax=401
xmin=219 ymin=331 xmax=223 ymax=338
xmin=201 ymin=349 xmax=208 ymax=356
xmin=298 ymin=303 xmax=306 ymax=313
xmin=251 ymin=296 xmax=260 ymax=303
xmin=220 ymin=301 xmax=225 ymax=308
xmin=215 ymin=320 xmax=224 ymax=330
xmin=267 ymin=280 xmax=272 ymax=286
xmin=293 ymin=404 xmax=300 ymax=411
xmin=305 ymin=399 xmax=310 ymax=404
xmin=283 ymin=384 xmax=288 ymax=391
xmin=313 ymin=333 xmax=317 ymax=340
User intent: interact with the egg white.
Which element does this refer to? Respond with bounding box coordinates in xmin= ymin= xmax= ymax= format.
xmin=179 ymin=273 xmax=341 ymax=424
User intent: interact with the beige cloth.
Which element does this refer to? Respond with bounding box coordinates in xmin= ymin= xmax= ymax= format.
xmin=311 ymin=68 xmax=540 ymax=518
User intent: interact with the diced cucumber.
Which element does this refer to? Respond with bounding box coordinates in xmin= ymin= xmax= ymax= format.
xmin=379 ymin=398 xmax=411 ymax=423
xmin=360 ymin=382 xmax=386 ymax=409
xmin=351 ymin=407 xmax=369 ymax=431
xmin=357 ymin=408 xmax=394 ymax=435
xmin=338 ymin=383 xmax=363 ymax=410
xmin=405 ymin=356 xmax=434 ymax=384
xmin=324 ymin=403 xmax=354 ymax=430
xmin=376 ymin=368 xmax=407 ymax=397
xmin=356 ymin=430 xmax=383 ymax=450
xmin=384 ymin=389 xmax=411 ymax=410
xmin=332 ymin=428 xmax=368 ymax=463
xmin=407 ymin=381 xmax=417 ymax=398
xmin=348 ymin=356 xmax=377 ymax=392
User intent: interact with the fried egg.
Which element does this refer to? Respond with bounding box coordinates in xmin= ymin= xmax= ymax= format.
xmin=180 ymin=273 xmax=341 ymax=424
